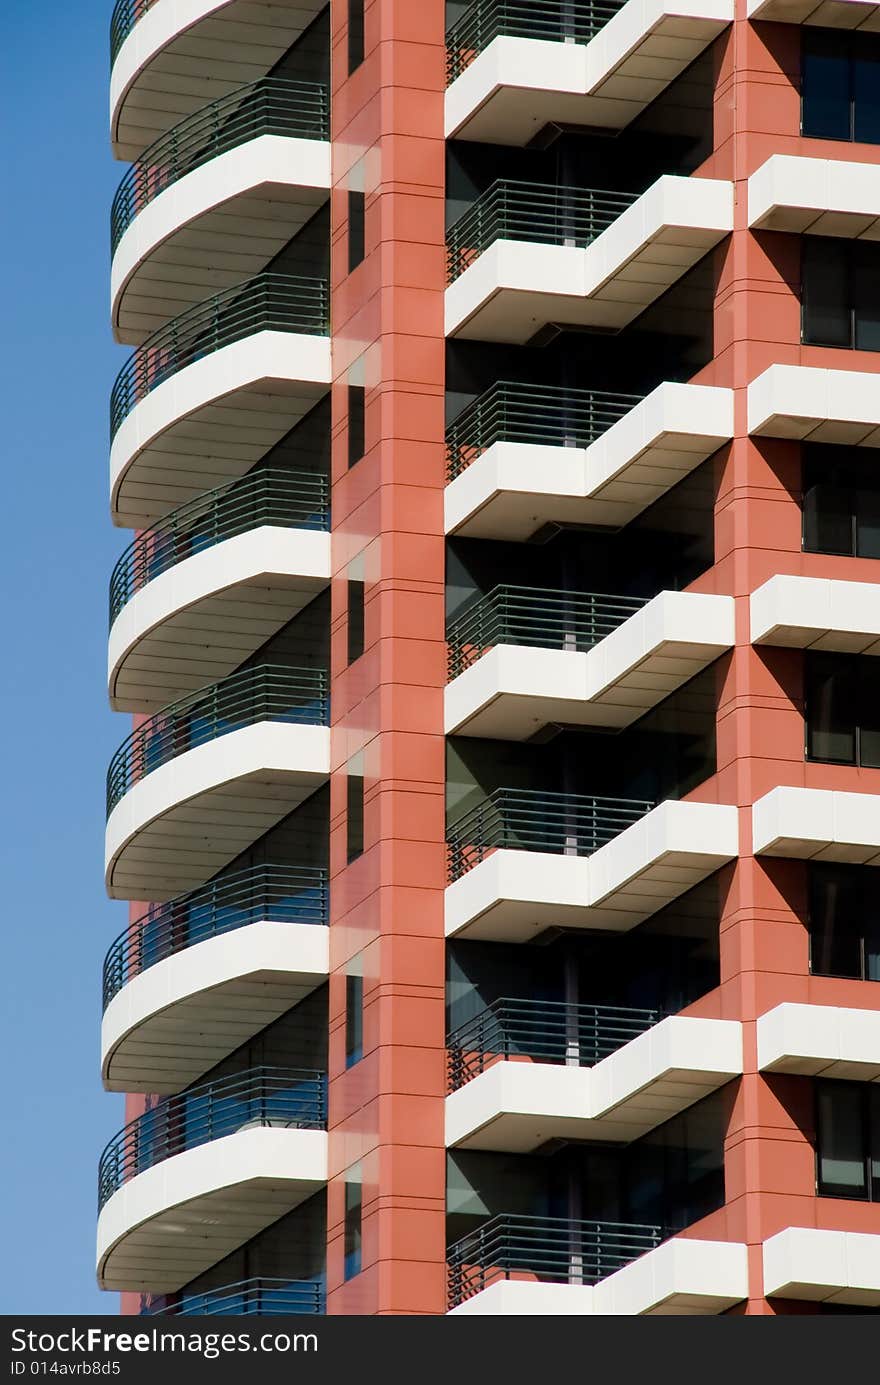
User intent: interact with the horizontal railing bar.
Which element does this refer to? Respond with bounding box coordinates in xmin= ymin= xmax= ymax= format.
xmin=98 ymin=1065 xmax=328 ymax=1209
xmin=108 ymin=467 xmax=330 ymax=625
xmin=102 ymin=862 xmax=329 ymax=1010
xmin=446 ymin=0 xmax=627 ymax=84
xmin=110 ymin=272 xmax=329 ymax=439
xmin=106 ymin=663 xmax=329 ymax=818
xmin=145 ymin=1278 xmax=325 ymax=1316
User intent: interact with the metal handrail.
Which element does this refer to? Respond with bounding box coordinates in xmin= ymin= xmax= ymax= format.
xmin=106 ymin=663 xmax=329 ymax=817
xmin=447 ymin=585 xmax=646 ymax=680
xmin=102 ymin=863 xmax=329 ymax=1011
xmin=98 ymin=1066 xmax=327 ymax=1210
xmin=446 ymin=179 xmax=637 ymax=281
xmin=110 ymin=0 xmax=157 ymax=63
xmin=109 ymin=468 xmax=330 ymax=626
xmin=110 ymin=272 xmax=329 ymax=439
xmin=446 ymin=997 xmax=666 ymax=1090
xmin=446 ymin=787 xmax=655 ymax=882
xmin=447 ymin=1213 xmax=666 ymax=1307
xmin=143 ymin=1277 xmax=326 ymax=1316
xmin=445 ymin=380 xmax=643 ymax=481
xmin=446 ymin=0 xmax=626 ymax=84
xmin=112 ymin=79 xmax=330 ymax=252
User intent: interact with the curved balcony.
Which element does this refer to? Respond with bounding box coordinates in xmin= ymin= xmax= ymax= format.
xmin=446 ymin=586 xmax=733 ymax=739
xmin=97 ymin=1066 xmax=328 ymax=1292
xmin=110 ymin=0 xmax=327 ymax=160
xmin=110 ymin=272 xmax=331 ymax=529
xmin=105 ymin=663 xmax=330 ymax=901
xmin=445 ymin=379 xmax=734 ymax=541
xmin=445 ymin=0 xmax=733 ymax=145
xmin=111 ymin=79 xmax=330 ymax=345
xmin=108 ymin=469 xmax=330 ymax=713
xmin=143 ymin=1276 xmax=325 ymax=1316
xmin=445 ymin=792 xmax=738 ymax=941
xmin=102 ymin=863 xmax=329 ymax=1094
xmin=445 ymin=176 xmax=732 ymax=342
xmin=447 ymin=1216 xmax=748 ymax=1315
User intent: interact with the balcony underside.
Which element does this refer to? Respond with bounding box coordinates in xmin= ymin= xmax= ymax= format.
xmin=449 ymin=1237 xmax=748 ymax=1316
xmin=97 ymin=1126 xmax=327 ymax=1293
xmin=111 ymin=331 xmax=331 ymax=529
xmin=111 ymin=138 xmax=330 ymax=345
xmin=109 ymin=527 xmax=331 ymax=713
xmin=111 ymin=0 xmax=327 ymax=160
xmin=757 ymin=1002 xmax=880 ymax=1082
xmin=105 ymin=721 xmax=330 ymax=901
xmin=445 ymin=592 xmax=734 ymax=739
xmin=445 ymin=177 xmax=732 ymax=344
xmin=445 ymin=800 xmax=738 ymax=942
xmin=748 ymin=365 xmax=880 ymax=447
xmin=763 ymin=1228 xmax=880 ymax=1306
xmin=445 ymin=1016 xmax=742 ymax=1152
xmin=749 ymin=154 xmax=880 ymax=239
xmin=751 ymin=575 xmax=880 ymax=657
xmin=753 ymin=786 xmax=880 ymax=865
xmin=746 ymin=0 xmax=880 ymax=27
xmin=445 ymin=0 xmax=733 ymax=146
xmin=444 ymin=383 xmax=733 ymax=541
xmin=102 ymin=921 xmax=329 ymax=1094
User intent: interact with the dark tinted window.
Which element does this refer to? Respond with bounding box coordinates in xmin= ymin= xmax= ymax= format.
xmin=817 ymin=1081 xmax=880 ymax=1201
xmin=802 ymin=238 xmax=880 ymax=351
xmin=803 ymin=446 xmax=880 ymax=559
xmin=348 ymin=0 xmax=364 ymax=72
xmin=803 ymin=29 xmax=880 ymax=143
xmin=344 ymin=1171 xmax=362 ymax=1278
xmin=348 ymin=190 xmax=365 ymax=271
xmin=805 ymin=652 xmax=880 ymax=767
xmin=347 ymin=767 xmax=365 ymax=863
xmin=810 ymin=864 xmax=880 ymax=981
xmin=347 ymin=578 xmax=365 ymax=663
xmin=345 ymin=974 xmax=364 ymax=1068
xmin=348 ymin=383 xmax=365 ymax=466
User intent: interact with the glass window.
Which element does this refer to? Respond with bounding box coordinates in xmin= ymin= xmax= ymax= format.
xmin=347 ymin=766 xmax=364 ymax=863
xmin=854 ymin=243 xmax=880 ymax=351
xmin=803 ymin=446 xmax=880 ymax=558
xmin=805 ymin=654 xmax=857 ymax=764
xmin=802 ymin=238 xmax=850 ymax=348
xmin=802 ymin=29 xmax=880 ymax=144
xmin=348 ymin=383 xmax=365 ymax=467
xmin=817 ymin=1081 xmax=871 ymax=1199
xmin=347 ymin=578 xmax=365 ymax=663
xmin=345 ymin=973 xmax=364 ymax=1068
xmin=348 ymin=0 xmax=364 ymax=72
xmin=810 ymin=865 xmax=865 ymax=980
xmin=853 ymin=46 xmax=880 ymax=143
xmin=344 ymin=1168 xmax=362 ymax=1279
xmin=348 ymin=190 xmax=365 ymax=271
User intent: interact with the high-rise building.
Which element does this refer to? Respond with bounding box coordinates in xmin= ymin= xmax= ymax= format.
xmin=97 ymin=0 xmax=880 ymax=1317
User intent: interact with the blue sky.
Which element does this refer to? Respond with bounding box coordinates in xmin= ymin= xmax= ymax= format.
xmin=1 ymin=3 xmax=131 ymax=1313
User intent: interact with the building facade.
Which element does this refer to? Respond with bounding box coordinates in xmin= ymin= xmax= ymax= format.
xmin=97 ymin=0 xmax=880 ymax=1316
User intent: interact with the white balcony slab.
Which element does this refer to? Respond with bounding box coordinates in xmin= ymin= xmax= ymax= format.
xmin=111 ymin=0 xmax=327 ymax=160
xmin=751 ymin=575 xmax=880 ymax=656
xmin=449 ymin=1237 xmax=747 ymax=1315
xmin=445 ymin=382 xmax=733 ymax=541
xmin=757 ymin=1002 xmax=880 ymax=1081
xmin=749 ymin=155 xmax=880 ymax=239
xmin=112 ymin=135 xmax=330 ymax=344
xmin=97 ymin=1125 xmax=327 ymax=1293
xmin=105 ymin=720 xmax=330 ymax=902
xmin=748 ymin=365 xmax=880 ymax=448
xmin=102 ymin=920 xmax=330 ymax=1095
xmin=446 ymin=590 xmax=734 ymax=739
xmin=752 ymin=787 xmax=880 ymax=864
xmin=446 ymin=176 xmax=733 ymax=343
xmin=763 ymin=1227 xmax=880 ymax=1305
xmin=109 ymin=526 xmax=331 ymax=712
xmin=445 ymin=799 xmax=738 ymax=942
xmin=746 ymin=0 xmax=880 ymax=28
xmin=445 ymin=0 xmax=733 ymax=145
xmin=111 ymin=330 xmax=331 ymax=529
xmin=445 ymin=1015 xmax=742 ymax=1151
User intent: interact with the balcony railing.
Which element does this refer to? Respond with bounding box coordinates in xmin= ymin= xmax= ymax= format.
xmin=447 ymin=1214 xmax=667 ymax=1308
xmin=110 ymin=271 xmax=330 ymax=438
xmin=446 ymin=998 xmax=666 ymax=1091
xmin=446 ymin=0 xmax=626 ymax=84
xmin=98 ymin=1066 xmax=327 ymax=1210
xmin=102 ymin=863 xmax=329 ymax=1011
xmin=106 ymin=663 xmax=329 ymax=817
xmin=446 ymin=787 xmax=656 ymax=882
xmin=110 ymin=0 xmax=156 ymax=63
xmin=143 ymin=1277 xmax=326 ymax=1316
xmin=447 ymin=586 xmax=646 ymax=680
xmin=445 ymin=381 xmax=642 ymax=482
xmin=109 ymin=468 xmax=330 ymax=626
xmin=447 ymin=180 xmax=637 ymax=281
xmin=111 ymin=79 xmax=330 ymax=253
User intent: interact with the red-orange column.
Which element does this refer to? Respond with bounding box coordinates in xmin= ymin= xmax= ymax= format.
xmin=325 ymin=0 xmax=448 ymax=1316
